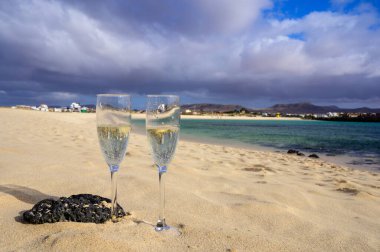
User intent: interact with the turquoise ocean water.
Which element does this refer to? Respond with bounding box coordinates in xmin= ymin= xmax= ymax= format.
xmin=133 ymin=119 xmax=380 ymax=171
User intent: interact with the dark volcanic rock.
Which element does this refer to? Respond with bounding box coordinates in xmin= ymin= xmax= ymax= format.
xmin=23 ymin=194 xmax=126 ymax=224
xmin=308 ymin=154 xmax=319 ymax=158
xmin=287 ymin=149 xmax=299 ymax=154
xmin=297 ymin=152 xmax=305 ymax=156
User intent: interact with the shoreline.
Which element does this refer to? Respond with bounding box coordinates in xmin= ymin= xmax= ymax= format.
xmin=132 ymin=123 xmax=379 ymax=173
xmin=130 ymin=117 xmax=380 ymax=173
xmin=132 ymin=113 xmax=302 ymax=120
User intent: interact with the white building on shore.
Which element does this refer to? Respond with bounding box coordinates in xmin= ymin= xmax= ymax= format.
xmin=70 ymin=102 xmax=81 ymax=112
xmin=38 ymin=104 xmax=49 ymax=112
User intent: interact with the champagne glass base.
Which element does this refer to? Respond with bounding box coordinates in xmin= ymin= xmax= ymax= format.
xmin=155 ymin=225 xmax=170 ymax=232
xmin=155 ymin=220 xmax=181 ymax=235
xmin=155 ymin=219 xmax=169 ymax=232
xmin=155 ymin=225 xmax=181 ymax=236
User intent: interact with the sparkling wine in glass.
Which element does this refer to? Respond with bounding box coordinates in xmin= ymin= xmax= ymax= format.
xmin=96 ymin=94 xmax=131 ymax=220
xmin=146 ymin=95 xmax=180 ymax=232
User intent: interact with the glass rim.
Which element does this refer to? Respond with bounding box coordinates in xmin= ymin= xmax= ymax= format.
xmin=146 ymin=94 xmax=179 ymax=98
xmin=97 ymin=93 xmax=131 ymax=97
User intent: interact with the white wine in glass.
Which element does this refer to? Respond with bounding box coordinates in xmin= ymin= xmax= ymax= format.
xmin=146 ymin=95 xmax=180 ymax=232
xmin=96 ymin=94 xmax=131 ymax=220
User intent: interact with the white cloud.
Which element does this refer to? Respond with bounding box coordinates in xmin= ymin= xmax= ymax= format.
xmin=0 ymin=0 xmax=379 ymax=105
xmin=241 ymin=36 xmax=312 ymax=76
xmin=242 ymin=10 xmax=380 ymax=79
xmin=197 ymin=0 xmax=272 ymax=34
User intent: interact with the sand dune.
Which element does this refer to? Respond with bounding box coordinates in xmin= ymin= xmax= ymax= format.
xmin=0 ymin=108 xmax=379 ymax=251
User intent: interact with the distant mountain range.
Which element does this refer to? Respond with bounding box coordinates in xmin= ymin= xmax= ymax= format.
xmin=181 ymin=102 xmax=380 ymax=114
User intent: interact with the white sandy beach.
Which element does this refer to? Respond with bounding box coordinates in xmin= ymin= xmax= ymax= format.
xmin=0 ymin=108 xmax=379 ymax=251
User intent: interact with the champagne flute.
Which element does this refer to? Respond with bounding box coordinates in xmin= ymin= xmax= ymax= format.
xmin=146 ymin=95 xmax=180 ymax=232
xmin=96 ymin=94 xmax=131 ymax=220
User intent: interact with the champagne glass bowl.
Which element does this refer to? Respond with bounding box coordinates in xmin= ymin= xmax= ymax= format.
xmin=146 ymin=95 xmax=180 ymax=232
xmin=96 ymin=94 xmax=131 ymax=220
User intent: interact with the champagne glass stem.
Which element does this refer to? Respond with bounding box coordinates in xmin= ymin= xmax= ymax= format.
xmin=110 ymin=168 xmax=118 ymax=219
xmin=156 ymin=165 xmax=168 ymax=231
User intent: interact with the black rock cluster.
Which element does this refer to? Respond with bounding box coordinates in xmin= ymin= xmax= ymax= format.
xmin=287 ymin=149 xmax=298 ymax=154
xmin=23 ymin=194 xmax=126 ymax=224
xmin=308 ymin=154 xmax=320 ymax=158
xmin=287 ymin=149 xmax=319 ymax=158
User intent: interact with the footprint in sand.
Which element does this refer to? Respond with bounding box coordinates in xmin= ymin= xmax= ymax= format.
xmin=336 ymin=179 xmax=347 ymax=183
xmin=334 ymin=179 xmax=361 ymax=196
xmin=72 ymin=135 xmax=85 ymax=142
xmin=336 ymin=187 xmax=360 ymax=195
xmin=256 ymin=181 xmax=267 ymax=184
xmin=242 ymin=165 xmax=276 ymax=176
xmin=315 ymin=183 xmax=326 ymax=187
xmin=366 ymin=184 xmax=380 ymax=189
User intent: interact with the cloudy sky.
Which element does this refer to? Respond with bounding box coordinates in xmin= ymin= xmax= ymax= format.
xmin=0 ymin=0 xmax=379 ymax=108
